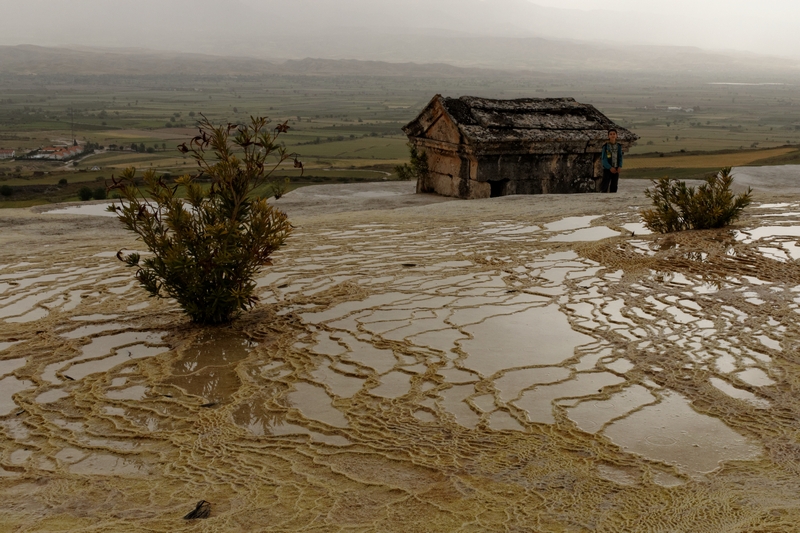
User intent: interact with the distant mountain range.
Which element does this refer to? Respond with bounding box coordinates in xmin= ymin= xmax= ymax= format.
xmin=1 ymin=43 xmax=798 ymax=81
xmin=0 ymin=45 xmax=512 ymax=77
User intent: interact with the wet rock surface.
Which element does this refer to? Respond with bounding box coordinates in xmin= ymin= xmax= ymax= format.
xmin=2 ymin=179 xmax=800 ymax=531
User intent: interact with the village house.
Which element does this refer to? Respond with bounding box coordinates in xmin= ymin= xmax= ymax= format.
xmin=402 ymin=95 xmax=637 ymax=199
xmin=33 ymin=145 xmax=82 ymax=160
xmin=0 ymin=149 xmax=15 ymax=160
xmin=54 ymin=145 xmax=83 ymax=160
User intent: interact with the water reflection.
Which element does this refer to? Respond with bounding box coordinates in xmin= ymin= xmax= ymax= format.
xmin=165 ymin=331 xmax=256 ymax=404
xmin=603 ymin=392 xmax=761 ymax=475
xmin=231 ymin=383 xmax=289 ymax=437
xmin=5 ymin=207 xmax=800 ymax=529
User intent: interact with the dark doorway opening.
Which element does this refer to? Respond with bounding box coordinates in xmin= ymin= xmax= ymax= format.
xmin=490 ymin=179 xmax=509 ymax=198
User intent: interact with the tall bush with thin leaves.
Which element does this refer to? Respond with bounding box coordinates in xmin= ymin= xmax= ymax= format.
xmin=108 ymin=116 xmax=300 ymax=324
xmin=641 ymin=168 xmax=752 ymax=233
xmin=395 ymin=143 xmax=429 ymax=181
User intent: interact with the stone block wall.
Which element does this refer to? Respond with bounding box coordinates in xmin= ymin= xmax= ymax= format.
xmin=417 ymin=148 xmax=602 ymax=199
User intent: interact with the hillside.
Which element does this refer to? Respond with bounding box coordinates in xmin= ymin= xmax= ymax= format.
xmin=1 ymin=44 xmax=799 ymax=80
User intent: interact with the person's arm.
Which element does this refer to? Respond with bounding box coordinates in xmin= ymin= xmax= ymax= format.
xmin=618 ymin=145 xmax=624 ymax=169
xmin=601 ymin=144 xmax=611 ymax=170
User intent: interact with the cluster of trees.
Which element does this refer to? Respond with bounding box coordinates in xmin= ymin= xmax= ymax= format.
xmin=130 ymin=142 xmax=167 ymax=153
xmin=165 ymin=111 xmax=189 ymax=128
xmin=297 ymin=131 xmax=383 ymax=146
xmin=78 ymin=186 xmax=107 ymax=201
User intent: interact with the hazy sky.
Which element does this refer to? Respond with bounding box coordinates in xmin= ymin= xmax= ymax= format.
xmin=1 ymin=0 xmax=796 ymax=60
xmin=529 ymin=0 xmax=797 ymax=29
xmin=527 ymin=0 xmax=797 ymax=55
xmin=530 ymin=0 xmax=791 ymax=14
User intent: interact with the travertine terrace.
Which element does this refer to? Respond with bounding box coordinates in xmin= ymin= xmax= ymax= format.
xmin=2 ymin=176 xmax=800 ymax=531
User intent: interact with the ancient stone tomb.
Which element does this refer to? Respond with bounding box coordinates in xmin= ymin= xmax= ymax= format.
xmin=402 ymin=95 xmax=637 ymax=199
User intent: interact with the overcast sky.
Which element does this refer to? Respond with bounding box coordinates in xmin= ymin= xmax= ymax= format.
xmin=530 ymin=0 xmax=788 ymax=14
xmin=1 ymin=0 xmax=796 ymax=60
xmin=526 ymin=0 xmax=797 ymax=56
xmin=528 ymin=0 xmax=794 ymax=36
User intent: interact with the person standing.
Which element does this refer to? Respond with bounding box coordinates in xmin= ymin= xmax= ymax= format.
xmin=600 ymin=129 xmax=623 ymax=193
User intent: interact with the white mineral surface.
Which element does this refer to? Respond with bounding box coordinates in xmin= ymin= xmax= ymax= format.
xmin=2 ymin=174 xmax=800 ymax=531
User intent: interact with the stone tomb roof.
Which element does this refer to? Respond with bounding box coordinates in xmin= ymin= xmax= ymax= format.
xmin=404 ymin=95 xmax=637 ymax=153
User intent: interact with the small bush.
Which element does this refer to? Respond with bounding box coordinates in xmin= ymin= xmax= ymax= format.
xmin=0 ymin=185 xmax=12 ymax=197
xmin=58 ymin=178 xmax=68 ymax=186
xmin=641 ymin=168 xmax=752 ymax=233
xmin=109 ymin=115 xmax=299 ymax=324
xmin=395 ymin=143 xmax=429 ymax=181
xmin=78 ymin=186 xmax=93 ymax=201
xmin=270 ymin=177 xmax=290 ymax=200
xmin=92 ymin=187 xmax=107 ymax=200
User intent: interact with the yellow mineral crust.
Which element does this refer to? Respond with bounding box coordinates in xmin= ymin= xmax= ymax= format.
xmin=2 ymin=182 xmax=800 ymax=531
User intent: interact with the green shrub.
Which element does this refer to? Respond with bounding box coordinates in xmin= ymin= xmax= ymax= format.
xmin=0 ymin=185 xmax=12 ymax=197
xmin=78 ymin=186 xmax=93 ymax=201
xmin=92 ymin=187 xmax=107 ymax=200
xmin=58 ymin=178 xmax=68 ymax=186
xmin=109 ymin=116 xmax=298 ymax=324
xmin=395 ymin=143 xmax=429 ymax=181
xmin=269 ymin=177 xmax=290 ymax=199
xmin=641 ymin=168 xmax=752 ymax=233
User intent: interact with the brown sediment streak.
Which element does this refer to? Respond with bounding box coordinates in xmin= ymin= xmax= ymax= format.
xmin=3 ymin=200 xmax=800 ymax=530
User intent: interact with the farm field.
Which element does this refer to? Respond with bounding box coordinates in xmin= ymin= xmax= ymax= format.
xmin=623 ymin=146 xmax=800 ymax=181
xmin=1 ymin=60 xmax=800 ymax=205
xmin=626 ymin=146 xmax=797 ymax=169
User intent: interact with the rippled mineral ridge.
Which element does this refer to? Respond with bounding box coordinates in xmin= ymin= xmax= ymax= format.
xmin=3 ymin=185 xmax=800 ymax=531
